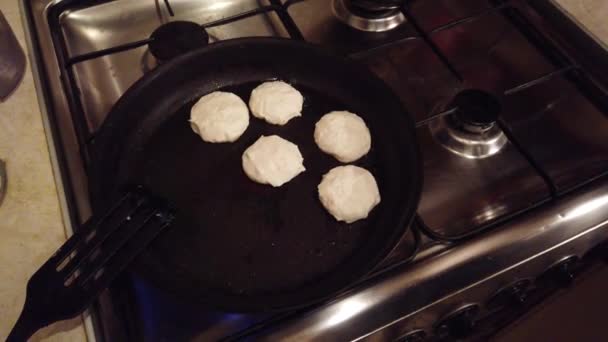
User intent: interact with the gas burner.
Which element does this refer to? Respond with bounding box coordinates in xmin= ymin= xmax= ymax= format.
xmin=143 ymin=32 xmax=217 ymax=73
xmin=148 ymin=21 xmax=209 ymax=63
xmin=430 ymin=90 xmax=508 ymax=159
xmin=332 ymin=0 xmax=406 ymax=32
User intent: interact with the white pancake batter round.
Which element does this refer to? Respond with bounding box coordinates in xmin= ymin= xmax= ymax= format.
xmin=249 ymin=81 xmax=303 ymax=125
xmin=242 ymin=135 xmax=306 ymax=187
xmin=189 ymin=91 xmax=249 ymax=143
xmin=314 ymin=111 xmax=371 ymax=163
xmin=318 ymin=165 xmax=380 ymax=223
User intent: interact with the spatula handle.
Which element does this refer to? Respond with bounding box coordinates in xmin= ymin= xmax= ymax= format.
xmin=6 ymin=303 xmax=41 ymax=342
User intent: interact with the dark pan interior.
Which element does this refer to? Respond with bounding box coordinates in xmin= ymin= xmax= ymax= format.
xmin=89 ymin=38 xmax=421 ymax=311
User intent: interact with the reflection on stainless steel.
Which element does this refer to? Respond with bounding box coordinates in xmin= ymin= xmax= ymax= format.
xmin=60 ymin=0 xmax=287 ymax=132
xmin=325 ymin=298 xmax=369 ymax=328
xmin=258 ymin=178 xmax=608 ymax=341
xmin=502 ymin=75 xmax=608 ymax=192
xmin=59 ymin=0 xmax=269 ymax=56
xmin=331 ymin=0 xmax=406 ymax=32
xmin=562 ymin=194 xmax=608 ymax=221
xmin=429 ymin=114 xmax=508 ymax=159
xmin=471 ymin=203 xmax=506 ymax=223
xmin=417 ymin=124 xmax=550 ymax=237
xmin=360 ymin=38 xmax=460 ymax=123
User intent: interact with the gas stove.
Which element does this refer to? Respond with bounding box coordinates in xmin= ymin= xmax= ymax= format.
xmin=21 ymin=0 xmax=608 ymax=340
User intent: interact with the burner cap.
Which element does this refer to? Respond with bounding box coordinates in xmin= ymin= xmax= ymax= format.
xmin=429 ymin=89 xmax=507 ymax=159
xmin=149 ymin=21 xmax=209 ymax=62
xmin=332 ymin=0 xmax=406 ymax=32
xmin=451 ymin=89 xmax=501 ymax=129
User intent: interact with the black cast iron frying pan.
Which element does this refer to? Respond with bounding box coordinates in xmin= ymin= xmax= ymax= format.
xmin=88 ymin=37 xmax=422 ymax=312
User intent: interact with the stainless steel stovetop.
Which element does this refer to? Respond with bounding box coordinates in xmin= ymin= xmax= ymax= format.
xmin=20 ymin=0 xmax=608 ymax=340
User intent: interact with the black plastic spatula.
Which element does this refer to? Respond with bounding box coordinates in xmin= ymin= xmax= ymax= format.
xmin=7 ymin=191 xmax=174 ymax=342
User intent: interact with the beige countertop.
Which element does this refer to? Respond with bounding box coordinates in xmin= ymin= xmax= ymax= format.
xmin=555 ymin=0 xmax=608 ymax=42
xmin=0 ymin=0 xmax=606 ymax=341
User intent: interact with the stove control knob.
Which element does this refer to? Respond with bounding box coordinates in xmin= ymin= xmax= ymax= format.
xmin=396 ymin=329 xmax=426 ymax=342
xmin=488 ymin=279 xmax=532 ymax=309
xmin=435 ymin=304 xmax=479 ymax=340
xmin=542 ymin=256 xmax=580 ymax=287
